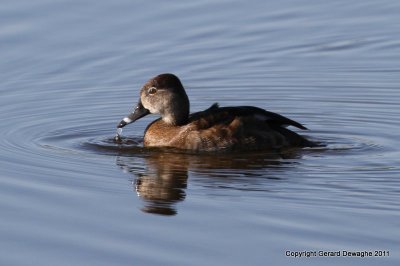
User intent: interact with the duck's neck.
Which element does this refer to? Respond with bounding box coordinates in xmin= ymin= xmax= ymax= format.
xmin=162 ymin=113 xmax=188 ymax=125
xmin=162 ymin=98 xmax=189 ymax=126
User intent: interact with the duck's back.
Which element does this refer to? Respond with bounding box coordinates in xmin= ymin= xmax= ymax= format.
xmin=144 ymin=104 xmax=313 ymax=151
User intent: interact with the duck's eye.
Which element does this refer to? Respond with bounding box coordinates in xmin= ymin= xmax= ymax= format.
xmin=148 ymin=87 xmax=157 ymax=95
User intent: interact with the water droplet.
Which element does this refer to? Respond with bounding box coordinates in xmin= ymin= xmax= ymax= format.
xmin=114 ymin=128 xmax=123 ymax=142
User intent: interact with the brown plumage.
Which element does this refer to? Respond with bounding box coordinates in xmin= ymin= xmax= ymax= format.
xmin=117 ymin=73 xmax=314 ymax=152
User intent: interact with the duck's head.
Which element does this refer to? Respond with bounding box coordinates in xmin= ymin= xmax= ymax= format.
xmin=117 ymin=73 xmax=190 ymax=128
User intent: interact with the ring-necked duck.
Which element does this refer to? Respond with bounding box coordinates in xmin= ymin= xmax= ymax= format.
xmin=117 ymin=73 xmax=314 ymax=151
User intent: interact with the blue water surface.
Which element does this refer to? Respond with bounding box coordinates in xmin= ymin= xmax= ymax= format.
xmin=1 ymin=0 xmax=400 ymax=265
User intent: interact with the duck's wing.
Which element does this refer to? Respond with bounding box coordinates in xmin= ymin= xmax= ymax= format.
xmin=221 ymin=106 xmax=308 ymax=130
xmin=189 ymin=103 xmax=308 ymax=130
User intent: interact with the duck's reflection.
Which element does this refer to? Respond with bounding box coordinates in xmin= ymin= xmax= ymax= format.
xmin=135 ymin=152 xmax=188 ymax=216
xmin=117 ymin=151 xmax=190 ymax=215
xmin=116 ymin=149 xmax=302 ymax=216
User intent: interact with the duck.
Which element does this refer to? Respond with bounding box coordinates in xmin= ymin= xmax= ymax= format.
xmin=116 ymin=73 xmax=315 ymax=152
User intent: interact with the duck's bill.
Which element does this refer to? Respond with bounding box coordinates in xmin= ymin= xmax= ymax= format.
xmin=117 ymin=100 xmax=150 ymax=128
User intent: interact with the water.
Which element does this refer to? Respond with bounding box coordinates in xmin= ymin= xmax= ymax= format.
xmin=115 ymin=128 xmax=123 ymax=142
xmin=1 ymin=0 xmax=400 ymax=265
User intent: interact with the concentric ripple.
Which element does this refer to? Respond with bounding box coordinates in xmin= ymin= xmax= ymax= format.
xmin=2 ymin=84 xmax=397 ymax=177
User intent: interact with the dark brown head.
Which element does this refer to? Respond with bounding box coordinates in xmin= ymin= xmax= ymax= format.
xmin=117 ymin=73 xmax=190 ymax=128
